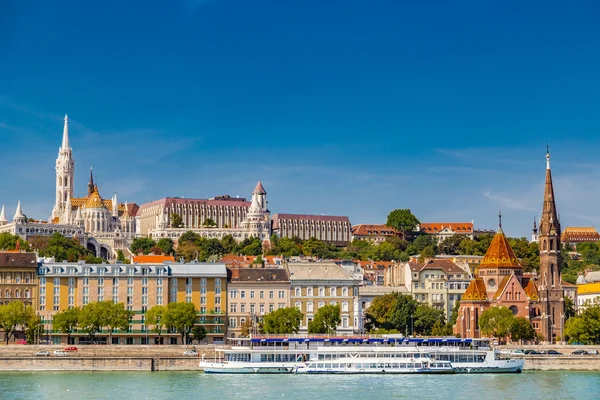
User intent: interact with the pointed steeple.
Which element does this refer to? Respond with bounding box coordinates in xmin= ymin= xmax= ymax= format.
xmin=13 ymin=201 xmax=25 ymax=223
xmin=88 ymin=166 xmax=95 ymax=196
xmin=0 ymin=205 xmax=7 ymax=224
xmin=61 ymin=114 xmax=70 ymax=150
xmin=253 ymin=181 xmax=266 ymax=194
xmin=498 ymin=210 xmax=503 ymax=233
xmin=540 ymin=148 xmax=560 ymax=237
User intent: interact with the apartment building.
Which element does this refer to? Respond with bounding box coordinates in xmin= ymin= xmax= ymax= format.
xmin=38 ymin=261 xmax=227 ymax=344
xmin=226 ymin=267 xmax=290 ymax=338
xmin=287 ymin=262 xmax=362 ymax=334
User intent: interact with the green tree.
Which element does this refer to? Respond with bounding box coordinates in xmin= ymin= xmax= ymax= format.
xmin=220 ymin=235 xmax=237 ymax=254
xmin=439 ymin=235 xmax=468 ymax=255
xmin=431 ymin=320 xmax=453 ymax=336
xmin=0 ymin=232 xmax=31 ymax=252
xmin=389 ymin=294 xmax=418 ymax=334
xmin=510 ymin=317 xmax=536 ymax=344
xmin=413 ymin=304 xmax=446 ymax=335
xmin=191 ymin=325 xmax=207 ymax=344
xmin=386 ymin=209 xmax=420 ymax=240
xmin=302 ymin=237 xmax=334 ymax=259
xmin=261 ymin=307 xmax=304 ymax=334
xmin=0 ymin=301 xmax=29 ymax=344
xmin=38 ymin=232 xmax=90 ymax=261
xmin=104 ymin=302 xmax=133 ymax=343
xmin=238 ymin=237 xmax=263 ymax=256
xmin=25 ymin=313 xmax=44 ymax=344
xmin=449 ymin=300 xmax=460 ymax=326
xmin=364 ymin=293 xmax=399 ymax=331
xmin=145 ymin=305 xmax=166 ymax=339
xmin=116 ymin=249 xmax=127 ymax=263
xmin=203 ymin=218 xmax=217 ymax=227
xmin=130 ymin=237 xmax=156 ymax=255
xmin=564 ymin=296 xmax=576 ymax=320
xmin=79 ymin=302 xmax=106 ymax=342
xmin=479 ymin=307 xmax=515 ymax=340
xmin=163 ymin=302 xmax=197 ymax=344
xmin=171 ymin=213 xmax=184 ymax=228
xmin=52 ymin=307 xmax=80 ymax=343
xmin=308 ymin=304 xmax=341 ymax=334
xmin=565 ymin=301 xmax=600 ymax=344
xmin=155 ymin=238 xmax=175 ymax=255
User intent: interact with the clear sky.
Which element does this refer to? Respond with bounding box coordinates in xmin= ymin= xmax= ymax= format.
xmin=1 ymin=0 xmax=599 ymax=238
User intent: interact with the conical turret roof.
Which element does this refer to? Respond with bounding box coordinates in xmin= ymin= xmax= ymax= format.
xmin=253 ymin=181 xmax=266 ymax=194
xmin=74 ymin=206 xmax=84 ymax=221
xmin=13 ymin=201 xmax=25 ymax=220
xmin=478 ymin=230 xmax=521 ymax=269
xmin=86 ymin=186 xmax=106 ymax=209
xmin=0 ymin=205 xmax=7 ymax=223
xmin=540 ymin=150 xmax=560 ymax=237
xmin=61 ymin=114 xmax=70 ymax=150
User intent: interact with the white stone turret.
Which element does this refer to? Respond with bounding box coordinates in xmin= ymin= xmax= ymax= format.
xmin=13 ymin=201 xmax=26 ymax=224
xmin=0 ymin=205 xmax=7 ymax=225
xmin=112 ymin=193 xmax=118 ymax=217
xmin=63 ymin=194 xmax=72 ymax=224
xmin=53 ymin=114 xmax=75 ymax=220
xmin=240 ymin=181 xmax=271 ymax=241
xmin=157 ymin=208 xmax=168 ymax=229
xmin=74 ymin=207 xmax=84 ymax=228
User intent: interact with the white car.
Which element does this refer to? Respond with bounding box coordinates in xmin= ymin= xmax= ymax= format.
xmin=53 ymin=350 xmax=69 ymax=357
xmin=34 ymin=350 xmax=50 ymax=357
xmin=182 ymin=350 xmax=198 ymax=357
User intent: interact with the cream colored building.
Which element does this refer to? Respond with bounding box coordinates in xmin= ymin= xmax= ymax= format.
xmin=226 ymin=267 xmax=290 ymax=338
xmin=38 ymin=261 xmax=227 ymax=345
xmin=405 ymin=259 xmax=472 ymax=319
xmin=287 ymin=262 xmax=362 ymax=334
xmin=272 ymin=214 xmax=352 ymax=246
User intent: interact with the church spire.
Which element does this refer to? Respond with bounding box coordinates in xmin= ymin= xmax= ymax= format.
xmin=498 ymin=210 xmax=503 ymax=232
xmin=88 ymin=166 xmax=95 ymax=196
xmin=540 ymin=148 xmax=560 ymax=237
xmin=0 ymin=205 xmax=7 ymax=224
xmin=61 ymin=114 xmax=70 ymax=150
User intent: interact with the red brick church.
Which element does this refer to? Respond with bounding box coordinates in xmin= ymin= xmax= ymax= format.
xmin=455 ymin=151 xmax=564 ymax=343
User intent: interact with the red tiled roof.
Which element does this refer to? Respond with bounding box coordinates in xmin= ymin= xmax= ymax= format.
xmin=0 ymin=252 xmax=37 ymax=267
xmin=253 ymin=181 xmax=266 ymax=194
xmin=420 ymin=222 xmax=473 ymax=233
xmin=352 ymin=224 xmax=398 ymax=236
xmin=409 ymin=259 xmax=466 ymax=274
xmin=561 ymin=227 xmax=600 ymax=243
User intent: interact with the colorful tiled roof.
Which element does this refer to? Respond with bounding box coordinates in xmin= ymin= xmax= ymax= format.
xmin=461 ymin=278 xmax=488 ymax=301
xmin=524 ymin=279 xmax=539 ymax=301
xmin=561 ymin=227 xmax=600 ymax=243
xmin=253 ymin=181 xmax=266 ymax=195
xmin=478 ymin=231 xmax=521 ymax=269
xmin=85 ymin=186 xmax=106 ymax=209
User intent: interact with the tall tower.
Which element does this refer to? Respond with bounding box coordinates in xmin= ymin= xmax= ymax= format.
xmin=538 ymin=149 xmax=564 ymax=343
xmin=53 ymin=114 xmax=75 ymax=220
xmin=531 ymin=217 xmax=539 ymax=243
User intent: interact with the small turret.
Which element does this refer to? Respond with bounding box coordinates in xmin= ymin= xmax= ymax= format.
xmin=13 ymin=201 xmax=26 ymax=224
xmin=0 ymin=205 xmax=7 ymax=225
xmin=74 ymin=207 xmax=84 ymax=228
xmin=532 ymin=216 xmax=539 ymax=243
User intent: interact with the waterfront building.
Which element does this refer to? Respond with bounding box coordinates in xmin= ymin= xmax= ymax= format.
xmin=140 ymin=181 xmax=271 ymax=244
xmin=0 ymin=116 xmax=138 ymax=259
xmin=0 ymin=251 xmax=38 ymax=310
xmin=418 ymin=222 xmax=474 ymax=243
xmin=226 ymin=267 xmax=290 ymax=338
xmin=576 ymin=282 xmax=600 ymax=311
xmin=351 ymin=224 xmax=398 ymax=243
xmin=272 ymin=214 xmax=352 ymax=246
xmin=38 ymin=261 xmax=227 ymax=344
xmin=287 ymin=262 xmax=362 ymax=334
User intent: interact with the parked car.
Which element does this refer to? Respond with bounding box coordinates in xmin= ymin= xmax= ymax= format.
xmin=53 ymin=350 xmax=69 ymax=357
xmin=33 ymin=350 xmax=50 ymax=357
xmin=572 ymin=349 xmax=587 ymax=356
xmin=17 ymin=340 xmax=27 ymax=345
xmin=524 ymin=350 xmax=542 ymax=355
xmin=182 ymin=350 xmax=198 ymax=357
xmin=587 ymin=349 xmax=599 ymax=355
xmin=545 ymin=350 xmax=562 ymax=356
xmin=64 ymin=346 xmax=78 ymax=352
xmin=511 ymin=349 xmax=525 ymax=356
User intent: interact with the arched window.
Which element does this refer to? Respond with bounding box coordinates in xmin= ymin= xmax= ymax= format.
xmin=550 ymin=239 xmax=554 ymax=251
xmin=475 ymin=308 xmax=479 ymax=329
xmin=15 ymin=289 xmax=20 ymax=298
xmin=25 ymin=289 xmax=31 ymax=298
xmin=5 ymin=289 xmax=11 ymax=298
xmin=551 ymin=264 xmax=555 ymax=287
xmin=509 ymin=305 xmax=518 ymax=315
xmin=466 ymin=308 xmax=471 ymax=330
xmin=543 ymin=240 xmax=547 ymax=251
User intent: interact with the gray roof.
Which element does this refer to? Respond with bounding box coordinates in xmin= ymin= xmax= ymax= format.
xmin=287 ymin=262 xmax=354 ymax=281
xmin=168 ymin=263 xmax=227 ymax=277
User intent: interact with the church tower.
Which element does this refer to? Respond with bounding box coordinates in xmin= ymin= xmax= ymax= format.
xmin=538 ymin=149 xmax=564 ymax=343
xmin=53 ymin=114 xmax=75 ymax=221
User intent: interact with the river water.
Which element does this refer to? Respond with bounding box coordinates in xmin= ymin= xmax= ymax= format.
xmin=0 ymin=371 xmax=596 ymax=400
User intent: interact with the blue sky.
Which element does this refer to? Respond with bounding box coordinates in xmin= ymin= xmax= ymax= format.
xmin=1 ymin=0 xmax=600 ymax=237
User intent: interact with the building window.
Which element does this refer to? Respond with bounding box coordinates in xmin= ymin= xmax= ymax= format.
xmin=83 ymin=296 xmax=89 ymax=305
xmin=229 ymin=318 xmax=237 ymax=328
xmin=259 ymin=304 xmax=265 ymax=315
xmin=215 ymin=278 xmax=221 ymax=287
xmin=269 ymin=304 xmax=274 ymax=313
xmin=250 ymin=291 xmax=255 ymax=299
xmin=295 ymin=301 xmax=302 ymax=311
xmin=250 ymin=304 xmax=255 ymax=313
xmin=260 ymin=291 xmax=265 ymax=299
xmin=113 ymin=277 xmax=119 ymax=286
xmin=240 ymin=304 xmax=246 ymax=313
xmin=319 ymin=287 xmax=325 ymax=297
xmin=295 ymin=287 xmax=301 ymax=297
xmin=186 ymin=278 xmax=192 ymax=286
xmin=318 ymin=301 xmax=324 ymax=308
xmin=40 ymin=277 xmax=46 ymax=286
xmin=157 ymin=296 xmax=163 ymax=305
xmin=342 ymin=317 xmax=348 ymax=328
xmin=330 ymin=287 xmax=336 ymax=297
xmin=54 ymin=278 xmax=60 ymax=286
xmin=230 ymin=290 xmax=237 ymax=299
xmin=307 ymin=287 xmax=313 ymax=296
xmin=240 ymin=291 xmax=246 ymax=299
xmin=98 ymin=277 xmax=104 ymax=286
xmin=142 ymin=277 xmax=148 ymax=286
xmin=201 ymin=297 xmax=206 ymax=305
xmin=342 ymin=287 xmax=348 ymax=297
xmin=307 ymin=302 xmax=314 ymax=312
xmin=342 ymin=302 xmax=348 ymax=312
xmin=68 ymin=277 xmax=75 ymax=287
xmin=230 ymin=304 xmax=237 ymax=313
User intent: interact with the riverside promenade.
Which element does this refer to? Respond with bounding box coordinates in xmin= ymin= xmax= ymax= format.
xmin=1 ymin=344 xmax=600 ymax=371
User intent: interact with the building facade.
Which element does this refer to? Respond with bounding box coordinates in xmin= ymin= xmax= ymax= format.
xmin=272 ymin=214 xmax=352 ymax=246
xmin=38 ymin=261 xmax=227 ymax=344
xmin=351 ymin=224 xmax=398 ymax=243
xmin=419 ymin=222 xmax=474 ymax=243
xmin=226 ymin=267 xmax=290 ymax=338
xmin=287 ymin=262 xmax=362 ymax=334
xmin=0 ymin=251 xmax=38 ymax=309
xmin=140 ymin=182 xmax=271 ymax=244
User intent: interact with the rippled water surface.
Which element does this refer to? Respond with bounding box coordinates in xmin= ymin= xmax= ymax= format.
xmin=0 ymin=371 xmax=597 ymax=400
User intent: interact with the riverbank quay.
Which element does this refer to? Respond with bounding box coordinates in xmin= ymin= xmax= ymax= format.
xmin=0 ymin=345 xmax=223 ymax=371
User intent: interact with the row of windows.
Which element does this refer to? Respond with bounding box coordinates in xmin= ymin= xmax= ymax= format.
xmin=229 ymin=303 xmax=287 ymax=314
xmin=230 ymin=290 xmax=285 ymax=299
xmin=293 ymin=287 xmax=350 ymax=297
xmin=2 ymin=289 xmax=32 ymax=298
xmin=0 ymin=272 xmax=34 ymax=283
xmin=295 ymin=301 xmax=349 ymax=313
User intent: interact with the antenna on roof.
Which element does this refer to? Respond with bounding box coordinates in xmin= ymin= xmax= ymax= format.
xmin=498 ymin=210 xmax=502 ymax=231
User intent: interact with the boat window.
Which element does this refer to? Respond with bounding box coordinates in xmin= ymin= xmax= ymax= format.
xmin=415 ymin=363 xmax=421 ymax=368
